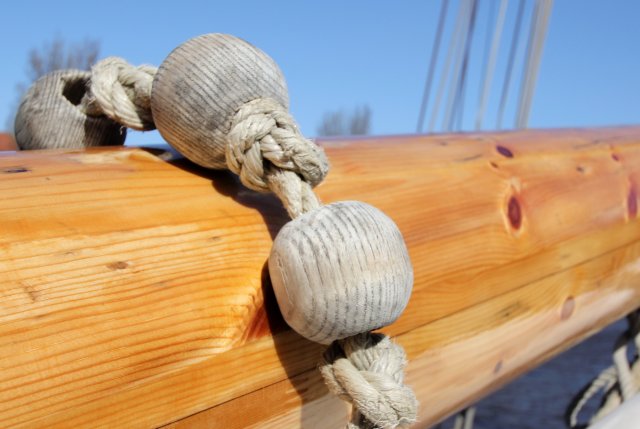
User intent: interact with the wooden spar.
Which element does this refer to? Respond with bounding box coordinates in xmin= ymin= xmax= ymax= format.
xmin=1 ymin=126 xmax=640 ymax=428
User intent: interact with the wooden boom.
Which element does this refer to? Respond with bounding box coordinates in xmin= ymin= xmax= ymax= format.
xmin=1 ymin=127 xmax=640 ymax=428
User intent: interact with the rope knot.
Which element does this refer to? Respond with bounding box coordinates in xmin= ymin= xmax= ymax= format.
xmin=83 ymin=57 xmax=157 ymax=131
xmin=319 ymin=333 xmax=418 ymax=429
xmin=226 ymin=98 xmax=329 ymax=193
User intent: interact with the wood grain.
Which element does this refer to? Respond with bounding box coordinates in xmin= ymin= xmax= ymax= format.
xmin=269 ymin=201 xmax=413 ymax=344
xmin=1 ymin=127 xmax=640 ymax=428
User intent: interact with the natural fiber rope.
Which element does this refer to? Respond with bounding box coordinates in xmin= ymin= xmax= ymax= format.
xmin=566 ymin=310 xmax=640 ymax=428
xmin=65 ymin=57 xmax=412 ymax=427
xmin=81 ymin=57 xmax=157 ymax=131
xmin=227 ymin=101 xmax=416 ymax=427
xmin=226 ymin=97 xmax=328 ymax=218
xmin=319 ymin=333 xmax=418 ymax=429
xmin=79 ymin=59 xmax=328 ymax=218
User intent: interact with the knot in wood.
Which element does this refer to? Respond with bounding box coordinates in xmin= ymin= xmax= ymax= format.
xmin=82 ymin=57 xmax=157 ymax=131
xmin=226 ymin=98 xmax=329 ymax=193
xmin=319 ymin=333 xmax=418 ymax=428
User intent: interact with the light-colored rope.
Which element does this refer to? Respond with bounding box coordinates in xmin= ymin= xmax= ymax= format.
xmin=453 ymin=407 xmax=476 ymax=429
xmin=566 ymin=311 xmax=640 ymax=428
xmin=226 ymin=97 xmax=329 ymax=218
xmin=75 ymin=57 xmax=410 ymax=428
xmin=81 ymin=57 xmax=157 ymax=131
xmin=228 ymin=103 xmax=414 ymax=427
xmin=319 ymin=333 xmax=418 ymax=429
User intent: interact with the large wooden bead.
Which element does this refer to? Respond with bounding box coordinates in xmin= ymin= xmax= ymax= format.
xmin=269 ymin=201 xmax=413 ymax=344
xmin=14 ymin=70 xmax=126 ymax=150
xmin=151 ymin=33 xmax=289 ymax=169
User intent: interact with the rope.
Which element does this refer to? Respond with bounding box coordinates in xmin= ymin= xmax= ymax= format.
xmin=319 ymin=333 xmax=418 ymax=429
xmin=80 ymin=59 xmax=330 ymax=219
xmin=226 ymin=97 xmax=329 ymax=218
xmin=81 ymin=57 xmax=157 ymax=131
xmin=453 ymin=407 xmax=476 ymax=429
xmin=17 ymin=38 xmax=413 ymax=428
xmin=566 ymin=310 xmax=640 ymax=428
xmin=229 ymin=98 xmax=417 ymax=428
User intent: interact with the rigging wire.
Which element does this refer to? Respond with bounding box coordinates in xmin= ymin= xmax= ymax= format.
xmin=474 ymin=0 xmax=498 ymax=129
xmin=442 ymin=0 xmax=476 ymax=132
xmin=419 ymin=0 xmax=552 ymax=133
xmin=516 ymin=0 xmax=553 ymax=128
xmin=428 ymin=0 xmax=471 ymax=133
xmin=475 ymin=0 xmax=508 ymax=130
xmin=516 ymin=0 xmax=542 ymax=128
xmin=450 ymin=0 xmax=479 ymax=131
xmin=496 ymin=0 xmax=526 ymax=129
xmin=416 ymin=0 xmax=450 ymax=134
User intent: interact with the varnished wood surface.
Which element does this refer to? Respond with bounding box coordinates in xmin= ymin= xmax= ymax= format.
xmin=1 ymin=127 xmax=640 ymax=428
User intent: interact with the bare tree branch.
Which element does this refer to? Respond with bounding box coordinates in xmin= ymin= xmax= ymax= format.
xmin=349 ymin=105 xmax=371 ymax=135
xmin=5 ymin=36 xmax=100 ymax=132
xmin=317 ymin=105 xmax=372 ymax=137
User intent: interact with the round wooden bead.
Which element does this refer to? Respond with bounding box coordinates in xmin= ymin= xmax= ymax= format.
xmin=269 ymin=201 xmax=413 ymax=345
xmin=14 ymin=70 xmax=126 ymax=150
xmin=151 ymin=33 xmax=289 ymax=169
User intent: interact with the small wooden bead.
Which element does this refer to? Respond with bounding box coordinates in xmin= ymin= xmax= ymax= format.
xmin=269 ymin=201 xmax=413 ymax=344
xmin=151 ymin=33 xmax=289 ymax=169
xmin=14 ymin=70 xmax=126 ymax=150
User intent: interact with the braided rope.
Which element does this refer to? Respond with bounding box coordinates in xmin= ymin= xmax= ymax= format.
xmin=40 ymin=52 xmax=412 ymax=428
xmin=319 ymin=333 xmax=418 ymax=429
xmin=82 ymin=57 xmax=157 ymax=131
xmin=226 ymin=98 xmax=329 ymax=218
xmin=566 ymin=311 xmax=640 ymax=428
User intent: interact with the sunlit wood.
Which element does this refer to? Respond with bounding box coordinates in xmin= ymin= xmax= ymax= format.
xmin=1 ymin=127 xmax=640 ymax=428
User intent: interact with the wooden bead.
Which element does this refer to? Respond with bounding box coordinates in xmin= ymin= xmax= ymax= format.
xmin=151 ymin=33 xmax=289 ymax=169
xmin=14 ymin=70 xmax=126 ymax=150
xmin=269 ymin=201 xmax=413 ymax=344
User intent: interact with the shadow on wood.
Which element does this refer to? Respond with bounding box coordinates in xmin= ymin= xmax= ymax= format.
xmin=1 ymin=127 xmax=640 ymax=428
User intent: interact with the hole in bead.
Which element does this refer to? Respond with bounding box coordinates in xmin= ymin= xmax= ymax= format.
xmin=62 ymin=75 xmax=89 ymax=106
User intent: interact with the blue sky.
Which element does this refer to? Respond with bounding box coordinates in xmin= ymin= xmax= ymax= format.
xmin=1 ymin=0 xmax=639 ymax=144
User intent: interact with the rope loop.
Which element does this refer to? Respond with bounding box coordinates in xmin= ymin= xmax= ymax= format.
xmin=82 ymin=57 xmax=157 ymax=131
xmin=319 ymin=333 xmax=418 ymax=429
xmin=566 ymin=310 xmax=640 ymax=428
